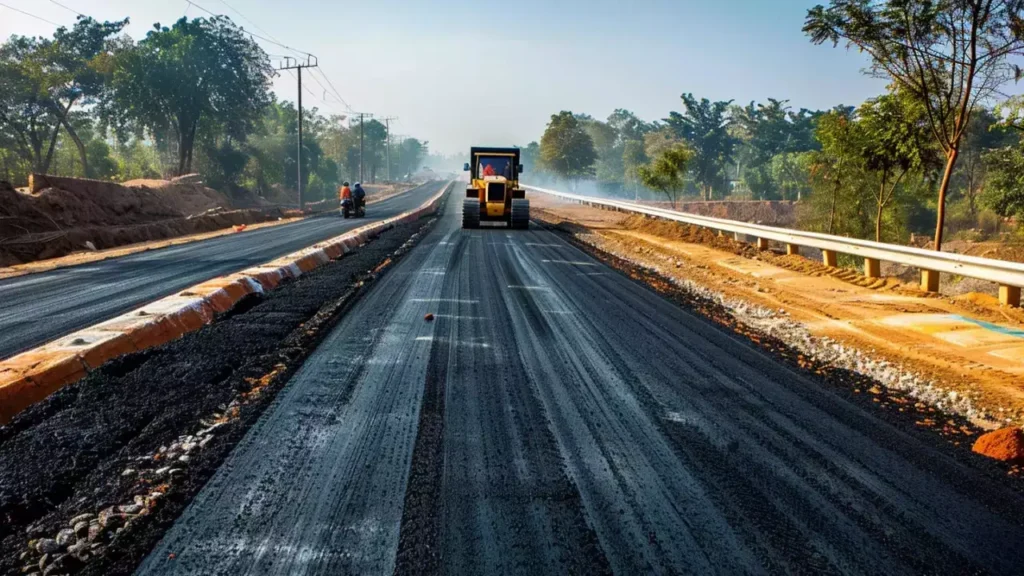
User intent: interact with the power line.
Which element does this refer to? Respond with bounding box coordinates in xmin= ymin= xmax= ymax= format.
xmin=216 ymin=0 xmax=283 ymax=49
xmin=215 ymin=0 xmax=355 ymax=113
xmin=188 ymin=0 xmax=356 ymax=112
xmin=47 ymin=0 xmax=83 ymax=17
xmin=184 ymin=0 xmax=313 ymax=56
xmin=0 ymin=1 xmax=61 ymax=26
xmin=309 ymin=67 xmax=353 ymax=112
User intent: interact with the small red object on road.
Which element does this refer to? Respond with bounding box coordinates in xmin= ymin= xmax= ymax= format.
xmin=168 ymin=553 xmax=176 ymax=560
xmin=424 ymin=313 xmax=434 ymax=322
xmin=233 ymin=224 xmax=247 ymax=233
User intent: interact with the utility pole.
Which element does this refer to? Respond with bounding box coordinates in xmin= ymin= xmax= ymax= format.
xmin=350 ymin=112 xmax=373 ymax=183
xmin=278 ymin=55 xmax=318 ymax=209
xmin=382 ymin=116 xmax=397 ymax=182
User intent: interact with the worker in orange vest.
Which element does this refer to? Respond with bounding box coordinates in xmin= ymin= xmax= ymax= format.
xmin=339 ymin=181 xmax=352 ymax=200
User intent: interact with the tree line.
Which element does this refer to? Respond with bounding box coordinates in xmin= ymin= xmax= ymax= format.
xmin=0 ymin=15 xmax=428 ymax=203
xmin=529 ymin=0 xmax=1024 ymax=250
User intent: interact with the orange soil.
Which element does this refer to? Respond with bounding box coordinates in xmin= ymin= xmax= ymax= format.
xmin=973 ymin=427 xmax=1024 ymax=463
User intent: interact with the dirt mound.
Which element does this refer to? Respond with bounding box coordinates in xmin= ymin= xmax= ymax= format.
xmin=941 ymin=239 xmax=1024 ymax=264
xmin=641 ymin=200 xmax=798 ymax=227
xmin=973 ymin=427 xmax=1024 ymax=463
xmin=0 ymin=176 xmax=278 ymax=266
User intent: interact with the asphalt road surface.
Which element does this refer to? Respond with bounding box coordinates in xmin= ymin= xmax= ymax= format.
xmin=0 ymin=182 xmax=446 ymax=360
xmin=138 ymin=195 xmax=1024 ymax=575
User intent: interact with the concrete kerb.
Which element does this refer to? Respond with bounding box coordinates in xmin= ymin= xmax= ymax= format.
xmin=0 ymin=182 xmax=452 ymax=423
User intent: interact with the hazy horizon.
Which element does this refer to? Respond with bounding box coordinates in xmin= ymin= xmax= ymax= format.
xmin=1 ymin=0 xmax=888 ymax=155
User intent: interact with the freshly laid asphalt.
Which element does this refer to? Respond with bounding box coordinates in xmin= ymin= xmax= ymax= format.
xmin=138 ymin=194 xmax=1024 ymax=575
xmin=0 ymin=181 xmax=446 ymax=360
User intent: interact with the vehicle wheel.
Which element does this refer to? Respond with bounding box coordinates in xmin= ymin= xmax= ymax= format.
xmin=462 ymin=199 xmax=480 ymax=229
xmin=510 ymin=199 xmax=529 ymax=229
xmin=343 ymin=209 xmax=351 ymax=219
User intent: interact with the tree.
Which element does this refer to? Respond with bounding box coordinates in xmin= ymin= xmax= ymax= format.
xmin=665 ymin=93 xmax=735 ymax=200
xmin=771 ymin=151 xmax=813 ymax=201
xmin=622 ymin=140 xmax=648 ymax=200
xmin=805 ymin=0 xmax=1024 ymax=250
xmin=349 ymin=118 xmax=387 ymax=182
xmin=0 ymin=17 xmax=127 ymax=177
xmin=955 ymin=108 xmax=1015 ymax=218
xmin=539 ymin=111 xmax=597 ymax=189
xmin=0 ymin=43 xmax=61 ymax=175
xmin=638 ymin=143 xmax=693 ymax=208
xmin=105 ymin=16 xmax=273 ymax=175
xmin=858 ymin=92 xmax=934 ymax=242
xmin=520 ymin=141 xmax=541 ymax=175
xmin=809 ymin=106 xmax=862 ymax=233
xmin=607 ymin=108 xmax=655 ymax=142
xmin=394 ymin=137 xmax=428 ymax=178
xmin=982 ymin=143 xmax=1024 ymax=218
xmin=730 ymin=99 xmax=821 ymax=199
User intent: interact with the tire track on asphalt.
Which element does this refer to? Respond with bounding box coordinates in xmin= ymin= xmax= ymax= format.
xmin=139 ymin=196 xmax=1024 ymax=575
xmin=137 ymin=201 xmax=459 ymax=575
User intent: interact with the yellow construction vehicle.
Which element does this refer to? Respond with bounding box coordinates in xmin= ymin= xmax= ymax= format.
xmin=462 ymin=147 xmax=528 ymax=229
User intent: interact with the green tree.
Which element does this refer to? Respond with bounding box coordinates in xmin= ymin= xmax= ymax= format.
xmin=730 ymin=99 xmax=821 ymax=199
xmin=539 ymin=111 xmax=597 ymax=189
xmin=0 ymin=17 xmax=127 ymax=178
xmin=770 ymin=151 xmax=813 ymax=201
xmin=394 ymin=137 xmax=428 ymax=178
xmin=805 ymin=0 xmax=1024 ymax=250
xmin=665 ymin=93 xmax=734 ymax=200
xmin=858 ymin=92 xmax=935 ymax=242
xmin=607 ymin=108 xmax=656 ymax=142
xmin=808 ymin=106 xmax=863 ymax=234
xmin=622 ymin=140 xmax=648 ymax=200
xmin=638 ymin=143 xmax=693 ymax=209
xmin=982 ymin=143 xmax=1024 ymax=218
xmin=520 ymin=141 xmax=541 ymax=176
xmin=955 ymin=108 xmax=1016 ymax=218
xmin=104 ymin=16 xmax=273 ymax=175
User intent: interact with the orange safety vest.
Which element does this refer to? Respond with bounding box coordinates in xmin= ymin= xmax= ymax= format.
xmin=340 ymin=186 xmax=352 ymax=200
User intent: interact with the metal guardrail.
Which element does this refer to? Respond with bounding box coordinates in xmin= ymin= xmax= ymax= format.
xmin=525 ymin=185 xmax=1024 ymax=307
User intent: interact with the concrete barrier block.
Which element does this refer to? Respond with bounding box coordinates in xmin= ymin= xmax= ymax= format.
xmin=0 ymin=352 xmax=88 ymax=422
xmin=999 ymin=285 xmax=1021 ymax=308
xmin=864 ymin=258 xmax=881 ymax=279
xmin=242 ymin=268 xmax=287 ymax=291
xmin=40 ymin=330 xmax=138 ymax=370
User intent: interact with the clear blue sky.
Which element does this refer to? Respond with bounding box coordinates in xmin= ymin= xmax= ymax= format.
xmin=1 ymin=0 xmax=886 ymax=154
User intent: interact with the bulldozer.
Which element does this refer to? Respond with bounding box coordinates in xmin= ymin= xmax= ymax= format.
xmin=462 ymin=147 xmax=528 ymax=229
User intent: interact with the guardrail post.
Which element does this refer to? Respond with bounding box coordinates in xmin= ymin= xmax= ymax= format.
xmin=822 ymin=250 xmax=837 ymax=268
xmin=921 ymin=269 xmax=940 ymax=293
xmin=756 ymin=238 xmax=769 ymax=251
xmin=864 ymin=258 xmax=880 ymax=279
xmin=786 ymin=244 xmax=800 ymax=256
xmin=999 ymin=285 xmax=1021 ymax=307
xmin=734 ymin=232 xmax=745 ymax=243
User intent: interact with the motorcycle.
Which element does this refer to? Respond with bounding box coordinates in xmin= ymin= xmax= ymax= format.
xmin=341 ymin=196 xmax=365 ymax=219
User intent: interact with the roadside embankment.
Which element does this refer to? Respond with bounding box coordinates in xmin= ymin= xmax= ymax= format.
xmin=0 ymin=176 xmax=284 ymax=266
